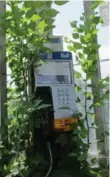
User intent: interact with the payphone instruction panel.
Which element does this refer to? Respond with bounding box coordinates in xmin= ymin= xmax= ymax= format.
xmin=34 ymin=61 xmax=72 ymax=84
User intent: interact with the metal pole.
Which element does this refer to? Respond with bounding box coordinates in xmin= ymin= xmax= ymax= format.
xmin=0 ymin=1 xmax=7 ymax=145
xmin=83 ymin=0 xmax=106 ymax=165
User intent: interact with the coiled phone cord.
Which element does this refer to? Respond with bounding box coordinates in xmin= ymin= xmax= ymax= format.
xmin=45 ymin=142 xmax=53 ymax=177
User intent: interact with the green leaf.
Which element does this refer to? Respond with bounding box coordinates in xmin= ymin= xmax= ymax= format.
xmin=45 ymin=18 xmax=54 ymax=26
xmin=104 ymin=131 xmax=110 ymax=136
xmin=91 ymin=157 xmax=97 ymax=164
xmin=102 ymin=90 xmax=109 ymax=100
xmin=37 ymin=104 xmax=51 ymax=110
xmin=101 ymin=76 xmax=109 ymax=83
xmin=64 ymin=37 xmax=69 ymax=43
xmin=76 ymin=56 xmax=78 ymax=61
xmin=26 ymin=9 xmax=34 ymax=18
xmin=83 ymin=47 xmax=90 ymax=54
xmin=78 ymin=153 xmax=87 ymax=161
xmin=90 ymin=43 xmax=101 ymax=50
xmin=85 ymin=33 xmax=91 ymax=40
xmin=78 ymin=24 xmax=84 ymax=33
xmin=100 ymin=17 xmax=104 ymax=24
xmin=67 ymin=45 xmax=73 ymax=51
xmin=87 ymin=60 xmax=93 ymax=67
xmin=88 ymin=54 xmax=98 ymax=61
xmin=68 ymin=45 xmax=77 ymax=53
xmin=76 ymin=97 xmax=81 ymax=103
xmin=78 ymin=52 xmax=83 ymax=59
xmin=79 ymin=132 xmax=87 ymax=139
xmin=30 ymin=14 xmax=41 ymax=22
xmin=38 ymin=20 xmax=47 ymax=30
xmin=75 ymin=71 xmax=82 ymax=79
xmin=54 ymin=0 xmax=69 ymax=6
xmin=80 ymin=16 xmax=84 ymax=21
xmin=70 ymin=21 xmax=77 ymax=28
xmin=92 ymin=29 xmax=98 ymax=35
xmin=72 ymin=33 xmax=79 ymax=39
xmin=94 ymin=102 xmax=103 ymax=107
xmin=69 ymin=152 xmax=77 ymax=157
xmin=24 ymin=1 xmax=44 ymax=9
xmin=85 ymin=92 xmax=93 ymax=100
xmin=4 ymin=165 xmax=8 ymax=171
xmin=80 ymin=35 xmax=86 ymax=44
xmin=75 ymin=85 xmax=82 ymax=92
xmin=74 ymin=42 xmax=82 ymax=49
xmin=93 ymin=16 xmax=102 ymax=25
xmin=91 ymin=1 xmax=104 ymax=10
xmin=46 ymin=9 xmax=58 ymax=18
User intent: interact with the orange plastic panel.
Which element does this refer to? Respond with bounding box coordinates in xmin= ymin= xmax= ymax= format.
xmin=54 ymin=117 xmax=78 ymax=132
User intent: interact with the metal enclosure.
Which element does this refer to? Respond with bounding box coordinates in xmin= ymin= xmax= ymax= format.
xmin=34 ymin=51 xmax=77 ymax=131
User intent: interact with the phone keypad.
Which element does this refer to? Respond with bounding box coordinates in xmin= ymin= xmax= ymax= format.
xmin=57 ymin=88 xmax=70 ymax=106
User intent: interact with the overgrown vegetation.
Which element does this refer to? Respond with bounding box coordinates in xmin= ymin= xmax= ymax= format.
xmin=65 ymin=0 xmax=109 ymax=176
xmin=0 ymin=1 xmax=109 ymax=177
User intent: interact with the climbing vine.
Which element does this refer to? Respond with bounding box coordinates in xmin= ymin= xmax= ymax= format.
xmin=0 ymin=1 xmax=69 ymax=177
xmin=65 ymin=0 xmax=109 ymax=176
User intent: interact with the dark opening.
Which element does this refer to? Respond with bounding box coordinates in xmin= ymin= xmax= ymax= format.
xmin=35 ymin=86 xmax=54 ymax=135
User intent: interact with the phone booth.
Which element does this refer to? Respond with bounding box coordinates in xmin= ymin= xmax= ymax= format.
xmin=34 ymin=51 xmax=78 ymax=132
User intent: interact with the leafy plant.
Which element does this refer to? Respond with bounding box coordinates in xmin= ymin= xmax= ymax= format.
xmin=0 ymin=1 xmax=69 ymax=177
xmin=65 ymin=0 xmax=109 ymax=177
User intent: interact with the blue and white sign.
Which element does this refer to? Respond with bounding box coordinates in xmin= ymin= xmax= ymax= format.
xmin=40 ymin=51 xmax=72 ymax=60
xmin=52 ymin=52 xmax=72 ymax=60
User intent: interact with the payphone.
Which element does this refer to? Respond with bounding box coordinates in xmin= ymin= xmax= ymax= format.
xmin=34 ymin=51 xmax=78 ymax=132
